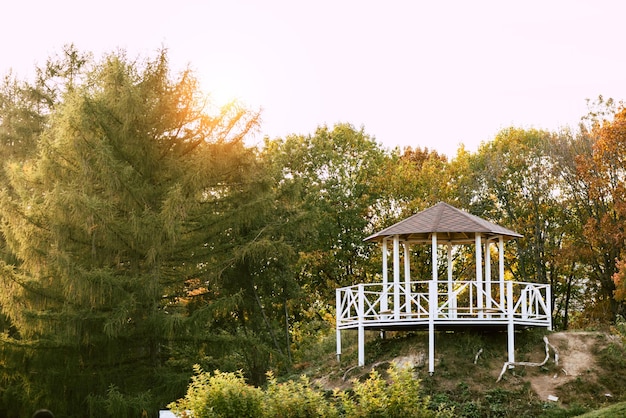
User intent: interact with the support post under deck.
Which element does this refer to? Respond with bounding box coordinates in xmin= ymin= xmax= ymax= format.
xmin=358 ymin=284 xmax=365 ymax=366
xmin=358 ymin=324 xmax=364 ymax=367
xmin=336 ymin=288 xmax=341 ymax=362
xmin=506 ymin=280 xmax=515 ymax=364
xmin=428 ymin=280 xmax=436 ymax=375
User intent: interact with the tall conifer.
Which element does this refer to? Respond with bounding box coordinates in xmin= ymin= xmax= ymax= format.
xmin=0 ymin=48 xmax=269 ymax=416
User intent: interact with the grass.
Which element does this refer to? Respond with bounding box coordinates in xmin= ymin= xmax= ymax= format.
xmin=574 ymin=401 xmax=626 ymax=417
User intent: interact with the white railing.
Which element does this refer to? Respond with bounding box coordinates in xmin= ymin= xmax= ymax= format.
xmin=336 ymin=280 xmax=551 ymax=329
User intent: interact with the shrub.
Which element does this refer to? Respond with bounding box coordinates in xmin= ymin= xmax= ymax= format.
xmin=86 ymin=385 xmax=153 ymax=417
xmin=169 ymin=363 xmax=453 ymax=417
xmin=263 ymin=372 xmax=337 ymax=418
xmin=337 ymin=363 xmax=454 ymax=418
xmin=168 ymin=365 xmax=263 ymax=418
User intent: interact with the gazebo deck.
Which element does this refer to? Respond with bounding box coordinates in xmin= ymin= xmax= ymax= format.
xmin=336 ymin=280 xmax=551 ymax=331
xmin=336 ymin=280 xmax=551 ymax=330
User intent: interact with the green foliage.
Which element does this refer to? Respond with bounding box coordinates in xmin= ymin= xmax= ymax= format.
xmin=170 ymin=364 xmax=451 ymax=418
xmin=341 ymin=365 xmax=453 ymax=418
xmin=169 ymin=366 xmax=263 ymax=418
xmin=86 ymin=385 xmax=153 ymax=417
xmin=574 ymin=401 xmax=626 ymax=418
xmin=341 ymin=364 xmax=453 ymax=418
xmin=0 ymin=46 xmax=271 ymax=415
xmin=264 ymin=372 xmax=337 ymax=418
xmin=263 ymin=124 xmax=388 ymax=297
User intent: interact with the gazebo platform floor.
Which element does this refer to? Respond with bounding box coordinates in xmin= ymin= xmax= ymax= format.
xmin=339 ymin=322 xmax=543 ymax=333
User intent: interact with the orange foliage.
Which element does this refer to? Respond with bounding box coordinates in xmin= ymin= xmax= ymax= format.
xmin=569 ymin=298 xmax=615 ymax=329
xmin=571 ymin=106 xmax=626 ymax=313
xmin=614 ymin=259 xmax=626 ymax=302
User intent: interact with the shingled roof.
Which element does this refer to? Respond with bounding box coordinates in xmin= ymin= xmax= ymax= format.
xmin=365 ymin=202 xmax=522 ymax=243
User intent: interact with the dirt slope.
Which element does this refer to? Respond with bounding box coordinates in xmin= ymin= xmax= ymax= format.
xmin=527 ymin=332 xmax=604 ymax=401
xmin=315 ymin=329 xmax=623 ymax=408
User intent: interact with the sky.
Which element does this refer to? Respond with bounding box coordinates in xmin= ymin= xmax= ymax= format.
xmin=2 ymin=0 xmax=626 ymax=157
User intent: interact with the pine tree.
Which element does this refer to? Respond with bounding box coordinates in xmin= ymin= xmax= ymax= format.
xmin=0 ymin=48 xmax=267 ymax=416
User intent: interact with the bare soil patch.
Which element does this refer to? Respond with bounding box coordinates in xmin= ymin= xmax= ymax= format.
xmin=528 ymin=332 xmax=603 ymax=401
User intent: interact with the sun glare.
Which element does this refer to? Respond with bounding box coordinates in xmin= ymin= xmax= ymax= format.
xmin=200 ymin=71 xmax=257 ymax=109
xmin=209 ymin=81 xmax=239 ymax=107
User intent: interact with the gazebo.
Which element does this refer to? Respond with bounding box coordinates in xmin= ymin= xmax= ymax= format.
xmin=335 ymin=202 xmax=552 ymax=374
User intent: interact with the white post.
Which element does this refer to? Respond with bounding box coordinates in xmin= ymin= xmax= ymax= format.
xmin=429 ymin=279 xmax=436 ymax=375
xmin=404 ymin=242 xmax=411 ymax=314
xmin=447 ymin=242 xmax=455 ymax=318
xmin=382 ymin=239 xmax=388 ymax=312
xmin=358 ymin=284 xmax=365 ymax=366
xmin=475 ymin=234 xmax=483 ymax=315
xmin=507 ymin=280 xmax=515 ymax=364
xmin=358 ymin=324 xmax=365 ymax=366
xmin=429 ymin=233 xmax=437 ymax=375
xmin=499 ymin=236 xmax=505 ymax=310
xmin=336 ymin=288 xmax=342 ymax=362
xmin=432 ymin=233 xmax=438 ymax=282
xmin=546 ymin=285 xmax=553 ymax=330
xmin=485 ymin=239 xmax=492 ymax=310
xmin=521 ymin=287 xmax=528 ymax=319
xmin=393 ymin=235 xmax=400 ymax=320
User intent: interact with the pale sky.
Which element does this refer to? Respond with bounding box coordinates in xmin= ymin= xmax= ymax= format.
xmin=2 ymin=0 xmax=625 ymax=157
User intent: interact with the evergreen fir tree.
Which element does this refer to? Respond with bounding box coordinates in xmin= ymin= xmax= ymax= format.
xmin=0 ymin=48 xmax=278 ymax=416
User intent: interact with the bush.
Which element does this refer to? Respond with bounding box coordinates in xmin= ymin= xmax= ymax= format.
xmin=264 ymin=372 xmax=337 ymax=418
xmin=86 ymin=385 xmax=154 ymax=417
xmin=169 ymin=363 xmax=452 ymax=417
xmin=337 ymin=364 xmax=454 ymax=418
xmin=168 ymin=365 xmax=263 ymax=418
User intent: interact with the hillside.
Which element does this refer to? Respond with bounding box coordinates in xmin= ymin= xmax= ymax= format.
xmin=302 ymin=329 xmax=626 ymax=417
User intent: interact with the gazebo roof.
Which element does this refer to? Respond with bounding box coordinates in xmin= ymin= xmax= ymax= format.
xmin=364 ymin=202 xmax=522 ymax=243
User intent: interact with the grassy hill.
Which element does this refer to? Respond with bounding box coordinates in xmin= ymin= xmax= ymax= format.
xmin=575 ymin=401 xmax=626 ymax=417
xmin=295 ymin=327 xmax=626 ymax=417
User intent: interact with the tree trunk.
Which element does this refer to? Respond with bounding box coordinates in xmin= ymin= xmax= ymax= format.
xmin=252 ymin=283 xmax=284 ymax=356
xmin=284 ymin=295 xmax=292 ymax=364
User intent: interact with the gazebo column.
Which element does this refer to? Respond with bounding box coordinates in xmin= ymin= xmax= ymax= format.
xmin=428 ymin=233 xmax=438 ymax=375
xmin=358 ymin=285 xmax=365 ymax=366
xmin=382 ymin=238 xmax=388 ymax=312
xmin=507 ymin=280 xmax=515 ymax=364
xmin=501 ymin=235 xmax=515 ymax=363
xmin=404 ymin=242 xmax=411 ymax=314
xmin=393 ymin=235 xmax=400 ymax=320
xmin=499 ymin=236 xmax=505 ymax=310
xmin=475 ymin=234 xmax=483 ymax=315
xmin=336 ymin=288 xmax=341 ymax=362
xmin=485 ymin=239 xmax=492 ymax=310
xmin=447 ymin=242 xmax=455 ymax=318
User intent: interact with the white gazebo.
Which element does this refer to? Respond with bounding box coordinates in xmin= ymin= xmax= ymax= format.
xmin=335 ymin=202 xmax=552 ymax=374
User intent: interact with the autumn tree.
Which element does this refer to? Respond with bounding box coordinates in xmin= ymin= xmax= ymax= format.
xmin=567 ymin=102 xmax=626 ymax=321
xmin=548 ymin=126 xmax=598 ymax=328
xmin=448 ymin=128 xmax=577 ymax=327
